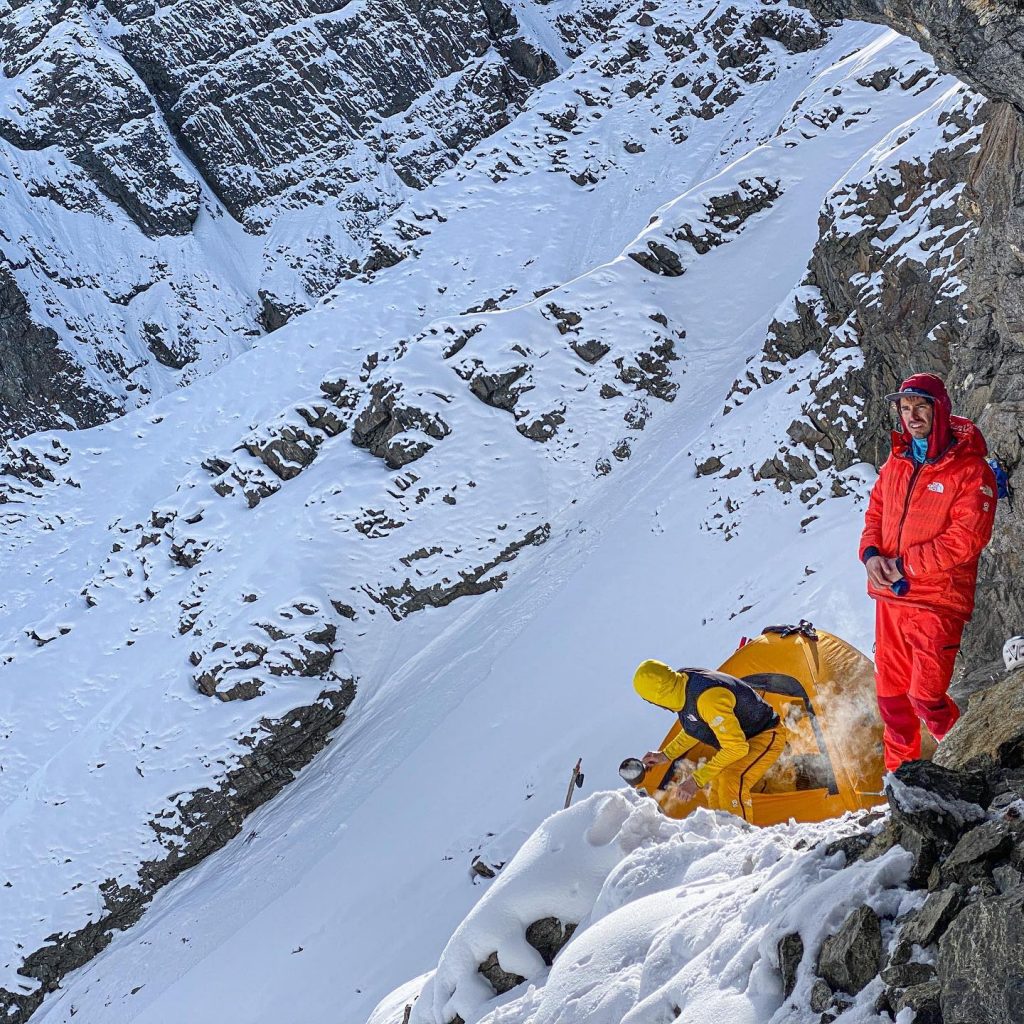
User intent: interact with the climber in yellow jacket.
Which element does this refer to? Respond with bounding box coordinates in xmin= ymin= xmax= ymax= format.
xmin=634 ymin=660 xmax=786 ymax=821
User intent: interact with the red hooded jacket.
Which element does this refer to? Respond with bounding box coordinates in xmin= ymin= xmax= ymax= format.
xmin=859 ymin=374 xmax=997 ymax=621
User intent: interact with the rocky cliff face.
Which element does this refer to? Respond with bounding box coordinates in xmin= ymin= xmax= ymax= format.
xmin=0 ymin=0 xmax=570 ymax=444
xmin=795 ymin=0 xmax=1024 ymax=685
xmin=715 ymin=0 xmax=1024 ymax=680
xmin=99 ymin=0 xmax=562 ymax=320
xmin=104 ymin=0 xmax=556 ymax=221
xmin=0 ymin=0 xmax=252 ymax=441
xmin=803 ymin=0 xmax=1024 ymax=115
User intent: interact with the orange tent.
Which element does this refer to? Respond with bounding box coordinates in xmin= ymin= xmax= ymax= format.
xmin=635 ymin=622 xmax=886 ymax=825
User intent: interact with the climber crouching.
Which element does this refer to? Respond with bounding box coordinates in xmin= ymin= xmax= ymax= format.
xmin=635 ymin=660 xmax=786 ymax=822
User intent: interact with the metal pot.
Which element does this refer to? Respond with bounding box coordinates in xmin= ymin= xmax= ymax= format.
xmin=618 ymin=757 xmax=647 ymax=785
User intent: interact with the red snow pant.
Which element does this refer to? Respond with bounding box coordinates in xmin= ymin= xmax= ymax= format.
xmin=874 ymin=600 xmax=964 ymax=772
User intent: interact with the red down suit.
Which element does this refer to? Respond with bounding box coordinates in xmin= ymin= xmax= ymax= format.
xmin=859 ymin=413 xmax=997 ymax=770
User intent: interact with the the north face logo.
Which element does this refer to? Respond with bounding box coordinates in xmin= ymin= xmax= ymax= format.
xmin=686 ymin=714 xmax=698 ymax=723
xmin=928 ymin=482 xmax=944 ymax=493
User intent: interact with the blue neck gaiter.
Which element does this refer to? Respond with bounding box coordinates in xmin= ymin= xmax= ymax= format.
xmin=911 ymin=437 xmax=929 ymax=464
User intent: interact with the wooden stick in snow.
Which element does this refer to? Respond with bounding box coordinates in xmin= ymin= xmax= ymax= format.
xmin=564 ymin=758 xmax=583 ymax=809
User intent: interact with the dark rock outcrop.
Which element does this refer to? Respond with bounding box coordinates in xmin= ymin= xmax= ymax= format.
xmin=816 ymin=906 xmax=882 ymax=995
xmin=0 ymin=265 xmax=120 ymax=443
xmin=948 ymin=103 xmax=1024 ymax=682
xmin=899 ymin=885 xmax=965 ymax=948
xmin=478 ymin=951 xmax=525 ymax=995
xmin=351 ymin=379 xmax=452 ymax=470
xmin=191 ymin=603 xmax=340 ymax=701
xmin=365 ymin=524 xmax=550 ymax=620
xmin=935 ymin=669 xmax=1024 ymax=770
xmin=477 ymin=916 xmax=576 ymax=996
xmin=939 ymin=885 xmax=1024 ymax=1024
xmin=892 ymin=980 xmax=942 ymax=1024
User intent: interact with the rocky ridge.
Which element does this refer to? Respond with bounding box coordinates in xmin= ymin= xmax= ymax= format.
xmin=776 ymin=0 xmax=1024 ymax=677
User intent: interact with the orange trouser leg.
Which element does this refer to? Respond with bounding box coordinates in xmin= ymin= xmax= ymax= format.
xmin=874 ymin=601 xmax=964 ymax=772
xmin=709 ymin=728 xmax=785 ymax=822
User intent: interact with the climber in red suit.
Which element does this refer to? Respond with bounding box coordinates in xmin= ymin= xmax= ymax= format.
xmin=859 ymin=372 xmax=997 ymax=771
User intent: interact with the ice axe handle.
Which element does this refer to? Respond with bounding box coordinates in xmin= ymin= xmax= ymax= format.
xmin=564 ymin=758 xmax=583 ymax=809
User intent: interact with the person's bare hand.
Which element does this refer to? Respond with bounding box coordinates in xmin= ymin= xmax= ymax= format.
xmin=672 ymin=777 xmax=699 ymax=802
xmin=881 ymin=556 xmax=903 ymax=582
xmin=866 ymin=555 xmax=902 ymax=587
xmin=642 ymin=750 xmax=669 ymax=768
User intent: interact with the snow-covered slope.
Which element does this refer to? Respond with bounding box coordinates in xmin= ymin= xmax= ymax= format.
xmin=0 ymin=2 xmax=978 ymax=1020
xmin=367 ymin=794 xmax=914 ymax=1024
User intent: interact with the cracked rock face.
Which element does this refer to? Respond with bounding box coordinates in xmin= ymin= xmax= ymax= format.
xmin=104 ymin=0 xmax=556 ymax=229
xmin=0 ymin=2 xmax=202 ymax=237
xmin=938 ymin=886 xmax=1024 ymax=1024
xmin=0 ymin=0 xmax=566 ymax=445
xmin=798 ymin=0 xmax=1024 ymax=685
xmin=798 ymin=0 xmax=1024 ymax=115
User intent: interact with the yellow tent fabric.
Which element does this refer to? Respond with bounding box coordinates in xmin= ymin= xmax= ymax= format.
xmin=637 ymin=624 xmax=886 ymax=826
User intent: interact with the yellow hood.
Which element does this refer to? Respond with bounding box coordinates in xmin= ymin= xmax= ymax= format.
xmin=633 ymin=659 xmax=687 ymax=711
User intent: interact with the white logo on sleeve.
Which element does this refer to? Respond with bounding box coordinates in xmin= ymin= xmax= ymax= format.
xmin=981 ymin=485 xmax=994 ymax=498
xmin=927 ymin=482 xmax=944 ymax=493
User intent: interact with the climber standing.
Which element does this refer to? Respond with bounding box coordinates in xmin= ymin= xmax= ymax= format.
xmin=634 ymin=661 xmax=785 ymax=821
xmin=859 ymin=372 xmax=997 ymax=771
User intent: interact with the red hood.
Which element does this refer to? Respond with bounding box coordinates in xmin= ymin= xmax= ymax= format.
xmin=891 ymin=371 xmax=953 ymax=459
xmin=892 ymin=415 xmax=988 ymax=462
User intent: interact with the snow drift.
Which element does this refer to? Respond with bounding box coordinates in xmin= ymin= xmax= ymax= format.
xmin=372 ymin=793 xmax=917 ymax=1024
